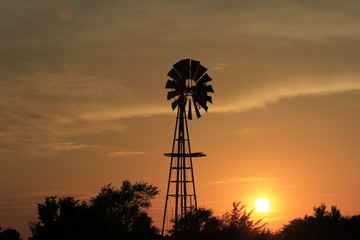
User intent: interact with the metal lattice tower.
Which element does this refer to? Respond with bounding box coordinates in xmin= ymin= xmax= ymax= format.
xmin=162 ymin=58 xmax=214 ymax=235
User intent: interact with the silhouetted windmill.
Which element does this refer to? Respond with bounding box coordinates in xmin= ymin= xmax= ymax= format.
xmin=162 ymin=58 xmax=214 ymax=235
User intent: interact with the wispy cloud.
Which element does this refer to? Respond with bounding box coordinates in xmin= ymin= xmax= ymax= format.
xmin=319 ymin=193 xmax=335 ymax=197
xmin=211 ymin=63 xmax=227 ymax=71
xmin=206 ymin=177 xmax=279 ymax=185
xmin=41 ymin=142 xmax=102 ymax=151
xmin=0 ymin=191 xmax=95 ymax=204
xmin=78 ymin=105 xmax=169 ymax=121
xmin=106 ymin=151 xmax=146 ymax=157
xmin=32 ymin=75 xmax=360 ymax=123
xmin=0 ymin=73 xmax=130 ymax=159
xmin=212 ymin=76 xmax=360 ymax=114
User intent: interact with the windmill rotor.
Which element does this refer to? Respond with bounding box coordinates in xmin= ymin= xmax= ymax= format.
xmin=165 ymin=58 xmax=214 ymax=119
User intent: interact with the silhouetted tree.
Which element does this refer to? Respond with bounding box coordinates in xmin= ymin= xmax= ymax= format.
xmin=278 ymin=203 xmax=360 ymax=240
xmin=348 ymin=215 xmax=360 ymax=238
xmin=29 ymin=180 xmax=160 ymax=240
xmin=170 ymin=202 xmax=271 ymax=240
xmin=29 ymin=196 xmax=87 ymax=240
xmin=170 ymin=207 xmax=222 ymax=240
xmin=221 ymin=202 xmax=270 ymax=240
xmin=0 ymin=227 xmax=22 ymax=240
xmin=88 ymin=181 xmax=160 ymax=240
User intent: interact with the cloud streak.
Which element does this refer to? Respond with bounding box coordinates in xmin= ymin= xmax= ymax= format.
xmin=75 ymin=75 xmax=360 ymax=121
xmin=206 ymin=177 xmax=279 ymax=185
xmin=212 ymin=75 xmax=360 ymax=114
xmin=41 ymin=142 xmax=102 ymax=151
xmin=106 ymin=151 xmax=146 ymax=157
xmin=319 ymin=193 xmax=335 ymax=197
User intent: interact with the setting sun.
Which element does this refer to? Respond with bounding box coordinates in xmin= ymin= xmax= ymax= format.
xmin=255 ymin=197 xmax=270 ymax=212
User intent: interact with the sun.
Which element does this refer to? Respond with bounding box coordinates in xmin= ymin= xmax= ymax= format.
xmin=255 ymin=197 xmax=270 ymax=212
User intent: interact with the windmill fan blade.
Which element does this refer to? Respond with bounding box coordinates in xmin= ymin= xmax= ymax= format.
xmin=190 ymin=59 xmax=200 ymax=79
xmin=167 ymin=68 xmax=182 ymax=82
xmin=205 ymin=95 xmax=212 ymax=103
xmin=194 ymin=64 xmax=207 ymax=81
xmin=194 ymin=101 xmax=201 ymax=118
xmin=200 ymin=104 xmax=208 ymax=112
xmin=165 ymin=79 xmax=179 ymax=89
xmin=197 ymin=73 xmax=212 ymax=85
xmin=198 ymin=93 xmax=212 ymax=103
xmin=197 ymin=84 xmax=214 ymax=93
xmin=193 ymin=94 xmax=208 ymax=112
xmin=167 ymin=90 xmax=180 ymax=100
xmin=171 ymin=95 xmax=184 ymax=110
xmin=173 ymin=59 xmax=190 ymax=80
xmin=205 ymin=85 xmax=214 ymax=93
xmin=188 ymin=99 xmax=192 ymax=120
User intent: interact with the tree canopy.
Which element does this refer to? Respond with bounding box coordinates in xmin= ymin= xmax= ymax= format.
xmin=29 ymin=180 xmax=160 ymax=240
xmin=278 ymin=203 xmax=360 ymax=240
xmin=0 ymin=227 xmax=22 ymax=240
xmin=170 ymin=202 xmax=271 ymax=240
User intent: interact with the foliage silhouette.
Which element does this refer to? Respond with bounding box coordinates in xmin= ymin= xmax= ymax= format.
xmin=26 ymin=181 xmax=360 ymax=240
xmin=277 ymin=203 xmax=360 ymax=240
xmin=170 ymin=202 xmax=270 ymax=240
xmin=29 ymin=180 xmax=160 ymax=240
xmin=170 ymin=202 xmax=360 ymax=240
xmin=220 ymin=202 xmax=271 ymax=240
xmin=170 ymin=207 xmax=222 ymax=240
xmin=0 ymin=227 xmax=22 ymax=240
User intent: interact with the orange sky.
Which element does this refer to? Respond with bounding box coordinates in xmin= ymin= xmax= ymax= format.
xmin=1 ymin=0 xmax=360 ymax=238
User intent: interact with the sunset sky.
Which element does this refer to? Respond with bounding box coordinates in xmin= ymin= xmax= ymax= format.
xmin=2 ymin=0 xmax=360 ymax=238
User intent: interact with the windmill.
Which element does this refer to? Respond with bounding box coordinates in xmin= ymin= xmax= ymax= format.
xmin=162 ymin=58 xmax=214 ymax=235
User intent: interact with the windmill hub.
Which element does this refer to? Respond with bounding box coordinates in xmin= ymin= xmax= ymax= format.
xmin=184 ymin=79 xmax=196 ymax=94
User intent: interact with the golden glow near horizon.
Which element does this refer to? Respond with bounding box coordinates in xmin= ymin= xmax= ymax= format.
xmin=255 ymin=198 xmax=270 ymax=213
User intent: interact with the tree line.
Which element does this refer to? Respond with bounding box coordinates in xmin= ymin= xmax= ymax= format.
xmin=1 ymin=180 xmax=360 ymax=240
